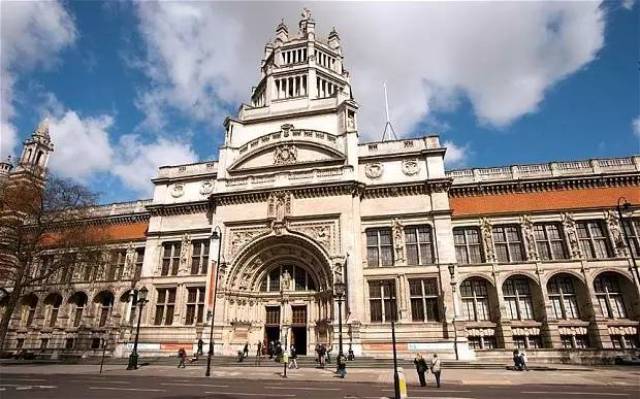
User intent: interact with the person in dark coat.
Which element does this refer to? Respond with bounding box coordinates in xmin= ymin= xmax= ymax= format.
xmin=336 ymin=353 xmax=347 ymax=378
xmin=268 ymin=341 xmax=275 ymax=359
xmin=243 ymin=342 xmax=249 ymax=359
xmin=197 ymin=339 xmax=204 ymax=356
xmin=177 ymin=348 xmax=187 ymax=368
xmin=413 ymin=353 xmax=428 ymax=387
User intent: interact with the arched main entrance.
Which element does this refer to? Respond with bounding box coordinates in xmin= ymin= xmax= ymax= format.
xmin=221 ymin=232 xmax=335 ymax=355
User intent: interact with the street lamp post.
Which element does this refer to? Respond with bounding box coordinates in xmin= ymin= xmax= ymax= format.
xmin=448 ymin=264 xmax=459 ymax=361
xmin=616 ymin=197 xmax=640 ymax=285
xmin=205 ymin=226 xmax=223 ymax=377
xmin=391 ymin=285 xmax=400 ymax=399
xmin=334 ymin=276 xmax=346 ymax=372
xmin=126 ymin=286 xmax=148 ymax=370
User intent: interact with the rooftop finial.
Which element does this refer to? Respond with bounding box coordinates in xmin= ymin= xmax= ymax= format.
xmin=301 ymin=7 xmax=311 ymax=21
xmin=35 ymin=118 xmax=50 ymax=138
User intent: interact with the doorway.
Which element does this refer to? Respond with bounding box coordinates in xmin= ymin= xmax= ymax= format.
xmin=291 ymin=326 xmax=307 ymax=355
xmin=265 ymin=326 xmax=280 ymax=344
xmin=265 ymin=306 xmax=281 ymax=345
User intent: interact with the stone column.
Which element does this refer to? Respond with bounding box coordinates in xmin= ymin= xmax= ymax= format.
xmin=493 ymin=273 xmax=513 ymax=349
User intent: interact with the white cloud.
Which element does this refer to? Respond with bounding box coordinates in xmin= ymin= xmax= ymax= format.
xmin=443 ymin=140 xmax=470 ymax=168
xmin=622 ymin=0 xmax=636 ymax=10
xmin=632 ymin=116 xmax=640 ymax=138
xmin=0 ymin=1 xmax=76 ymax=158
xmin=47 ymin=111 xmax=114 ymax=182
xmin=133 ymin=2 xmax=605 ymax=138
xmin=112 ymin=135 xmax=197 ymax=195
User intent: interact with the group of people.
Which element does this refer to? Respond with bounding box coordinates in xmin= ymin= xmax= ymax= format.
xmin=413 ymin=353 xmax=442 ymax=388
xmin=512 ymin=350 xmax=529 ymax=371
xmin=177 ymin=338 xmax=205 ymax=368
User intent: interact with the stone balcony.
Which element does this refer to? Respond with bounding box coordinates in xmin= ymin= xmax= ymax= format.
xmin=446 ymin=156 xmax=640 ymax=185
xmin=155 ymin=161 xmax=219 ymax=181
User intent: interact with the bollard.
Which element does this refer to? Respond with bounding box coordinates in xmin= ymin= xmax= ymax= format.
xmin=397 ymin=367 xmax=408 ymax=399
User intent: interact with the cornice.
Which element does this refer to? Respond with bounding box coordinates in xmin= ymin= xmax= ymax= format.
xmin=448 ymin=172 xmax=640 ymax=197
xmin=146 ymin=201 xmax=210 ymax=216
xmin=362 ymin=178 xmax=452 ymax=199
xmin=359 ymin=148 xmax=446 ymax=162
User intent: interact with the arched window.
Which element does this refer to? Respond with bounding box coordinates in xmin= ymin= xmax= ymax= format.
xmin=21 ymin=294 xmax=38 ymax=327
xmin=259 ymin=265 xmax=316 ymax=292
xmin=594 ymin=273 xmax=627 ymax=319
xmin=460 ymin=278 xmax=491 ymax=321
xmin=44 ymin=294 xmax=63 ymax=327
xmin=547 ymin=275 xmax=579 ymax=319
xmin=503 ymin=277 xmax=534 ymax=320
xmin=94 ymin=291 xmax=114 ymax=327
xmin=69 ymin=292 xmax=88 ymax=327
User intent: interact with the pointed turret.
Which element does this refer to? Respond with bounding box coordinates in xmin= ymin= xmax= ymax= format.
xmin=17 ymin=119 xmax=54 ymax=177
xmin=275 ymin=19 xmax=288 ymax=44
xmin=328 ymin=27 xmax=341 ymax=50
xmin=0 ymin=155 xmax=13 ymax=180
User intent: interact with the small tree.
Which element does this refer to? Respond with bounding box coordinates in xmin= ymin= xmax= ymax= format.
xmin=0 ymin=171 xmax=110 ymax=349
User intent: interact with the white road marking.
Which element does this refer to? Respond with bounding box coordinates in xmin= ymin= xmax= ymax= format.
xmin=521 ymin=392 xmax=629 ymax=396
xmin=89 ymin=387 xmax=166 ymax=392
xmin=265 ymin=386 xmax=341 ymax=391
xmin=204 ymin=392 xmax=295 ymax=397
xmin=71 ymin=380 xmax=131 ymax=384
xmin=15 ymin=386 xmax=32 ymax=390
xmin=161 ymin=383 xmax=229 ymax=388
xmin=1 ymin=378 xmax=46 ymax=382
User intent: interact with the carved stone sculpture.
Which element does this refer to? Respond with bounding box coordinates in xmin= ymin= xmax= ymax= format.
xmin=520 ymin=215 xmax=539 ymax=261
xmin=274 ymin=144 xmax=297 ymax=165
xmin=401 ymin=159 xmax=419 ymax=176
xmin=179 ymin=234 xmax=191 ymax=273
xmin=562 ymin=213 xmax=582 ymax=259
xmin=392 ymin=218 xmax=405 ymax=263
xmin=365 ymin=162 xmax=383 ymax=178
xmin=605 ymin=209 xmax=625 ymax=256
xmin=282 ymin=269 xmax=292 ymax=291
xmin=267 ymin=191 xmax=292 ymax=221
xmin=480 ymin=218 xmax=495 ymax=262
xmin=171 ymin=184 xmax=184 ymax=198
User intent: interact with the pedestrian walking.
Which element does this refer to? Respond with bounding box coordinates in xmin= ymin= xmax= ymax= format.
xmin=520 ymin=351 xmax=529 ymax=371
xmin=336 ymin=352 xmax=347 ymax=378
xmin=413 ymin=353 xmax=428 ymax=387
xmin=268 ymin=341 xmax=275 ymax=359
xmin=197 ymin=338 xmax=204 ymax=356
xmin=177 ymin=347 xmax=187 ymax=368
xmin=326 ymin=346 xmax=332 ymax=364
xmin=430 ymin=353 xmax=441 ymax=388
xmin=242 ymin=342 xmax=249 ymax=359
xmin=255 ymin=340 xmax=263 ymax=366
xmin=288 ymin=345 xmax=298 ymax=369
xmin=318 ymin=344 xmax=326 ymax=368
xmin=347 ymin=345 xmax=355 ymax=361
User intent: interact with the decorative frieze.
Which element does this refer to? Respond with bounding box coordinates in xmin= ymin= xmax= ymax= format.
xmin=608 ymin=325 xmax=638 ymax=335
xmin=228 ymin=227 xmax=270 ymax=260
xmin=273 ymin=144 xmax=297 ymax=165
xmin=558 ymin=326 xmax=588 ymax=336
xmin=511 ymin=327 xmax=541 ymax=336
xmin=466 ymin=328 xmax=495 ymax=337
xmin=289 ymin=220 xmax=339 ymax=255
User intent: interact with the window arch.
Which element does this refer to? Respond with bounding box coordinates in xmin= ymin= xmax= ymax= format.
xmin=94 ymin=291 xmax=114 ymax=327
xmin=259 ymin=264 xmax=317 ymax=292
xmin=20 ymin=294 xmax=38 ymax=327
xmin=594 ymin=273 xmax=628 ymax=319
xmin=44 ymin=293 xmax=63 ymax=328
xmin=460 ymin=278 xmax=492 ymax=321
xmin=68 ymin=292 xmax=88 ymax=327
xmin=547 ymin=275 xmax=579 ymax=320
xmin=503 ymin=276 xmax=535 ymax=320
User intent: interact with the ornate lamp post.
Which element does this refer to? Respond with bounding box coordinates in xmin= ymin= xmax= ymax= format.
xmin=616 ymin=197 xmax=640 ymax=285
xmin=390 ymin=283 xmax=400 ymax=399
xmin=126 ymin=286 xmax=148 ymax=370
xmin=205 ymin=226 xmax=222 ymax=377
xmin=334 ymin=276 xmax=346 ymax=366
xmin=448 ymin=264 xmax=459 ymax=361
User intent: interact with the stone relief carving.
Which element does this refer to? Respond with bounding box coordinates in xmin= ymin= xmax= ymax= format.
xmin=229 ymin=229 xmax=269 ymax=259
xmin=401 ymin=159 xmax=419 ymax=176
xmin=558 ymin=326 xmax=588 ymax=335
xmin=511 ymin=327 xmax=541 ymax=336
xmin=282 ymin=269 xmax=292 ymax=291
xmin=562 ymin=213 xmax=582 ymax=259
xmin=123 ymin=242 xmax=137 ymax=280
xmin=170 ymin=184 xmax=184 ymax=198
xmin=480 ymin=218 xmax=496 ymax=262
xmin=199 ymin=180 xmax=214 ymax=195
xmin=267 ymin=191 xmax=292 ymax=221
xmin=291 ymin=221 xmax=338 ymax=254
xmin=605 ymin=209 xmax=625 ymax=257
xmin=274 ymin=144 xmax=297 ymax=165
xmin=392 ymin=218 xmax=405 ymax=263
xmin=365 ymin=162 xmax=383 ymax=179
xmin=466 ymin=328 xmax=495 ymax=337
xmin=281 ymin=123 xmax=294 ymax=136
xmin=179 ymin=234 xmax=191 ymax=273
xmin=520 ymin=215 xmax=539 ymax=261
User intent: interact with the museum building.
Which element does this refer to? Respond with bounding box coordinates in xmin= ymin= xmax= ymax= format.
xmin=1 ymin=11 xmax=639 ymax=363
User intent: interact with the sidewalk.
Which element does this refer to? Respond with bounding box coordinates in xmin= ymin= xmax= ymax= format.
xmin=1 ymin=363 xmax=638 ymax=387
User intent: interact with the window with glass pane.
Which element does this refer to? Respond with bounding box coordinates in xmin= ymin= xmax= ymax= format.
xmin=594 ymin=274 xmax=627 ymax=319
xmin=405 ymin=226 xmax=435 ymax=265
xmin=185 ymin=287 xmax=205 ymax=325
xmin=454 ymin=227 xmax=484 ymax=264
xmin=368 ymin=280 xmax=397 ymax=322
xmin=493 ymin=225 xmax=524 ymax=262
xmin=547 ymin=275 xmax=579 ymax=319
xmin=409 ymin=278 xmax=439 ymax=322
xmin=366 ymin=229 xmax=394 ymax=267
xmin=460 ymin=278 xmax=490 ymax=321
xmin=260 ymin=265 xmax=316 ymax=292
xmin=190 ymin=240 xmax=209 ymax=275
xmin=154 ymin=288 xmax=176 ymax=325
xmin=134 ymin=249 xmax=144 ymax=280
xmin=107 ymin=250 xmax=126 ymax=281
xmin=503 ymin=278 xmax=535 ymax=320
xmin=574 ymin=335 xmax=590 ymax=349
xmin=622 ymin=218 xmax=640 ymax=258
xmin=576 ymin=221 xmax=612 ymax=259
xmin=266 ymin=307 xmax=280 ymax=325
xmin=161 ymin=242 xmax=181 ymax=276
xmin=534 ymin=223 xmax=567 ymax=261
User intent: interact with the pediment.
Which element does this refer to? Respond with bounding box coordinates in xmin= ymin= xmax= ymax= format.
xmin=229 ymin=141 xmax=345 ymax=173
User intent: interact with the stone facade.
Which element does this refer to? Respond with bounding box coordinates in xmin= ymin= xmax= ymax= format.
xmin=2 ymin=11 xmax=640 ymax=362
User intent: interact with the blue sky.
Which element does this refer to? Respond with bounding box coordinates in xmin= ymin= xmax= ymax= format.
xmin=1 ymin=1 xmax=638 ymax=204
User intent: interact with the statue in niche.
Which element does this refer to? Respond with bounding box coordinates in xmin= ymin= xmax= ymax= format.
xmin=606 ymin=210 xmax=625 ymax=255
xmin=520 ymin=215 xmax=538 ymax=261
xmin=281 ymin=270 xmax=292 ymax=291
xmin=268 ymin=191 xmax=292 ymax=222
xmin=562 ymin=213 xmax=582 ymax=259
xmin=480 ymin=218 xmax=495 ymax=262
xmin=392 ymin=218 xmax=405 ymax=262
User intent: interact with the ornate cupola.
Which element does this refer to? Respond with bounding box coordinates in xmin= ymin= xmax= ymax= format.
xmin=0 ymin=155 xmax=13 ymax=180
xmin=275 ymin=19 xmax=289 ymax=44
xmin=16 ymin=119 xmax=54 ymax=177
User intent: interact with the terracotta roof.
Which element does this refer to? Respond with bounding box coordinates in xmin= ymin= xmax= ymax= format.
xmin=450 ymin=186 xmax=640 ymax=218
xmin=103 ymin=221 xmax=148 ymax=241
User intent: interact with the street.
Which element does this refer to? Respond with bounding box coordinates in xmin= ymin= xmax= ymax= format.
xmin=0 ymin=372 xmax=638 ymax=399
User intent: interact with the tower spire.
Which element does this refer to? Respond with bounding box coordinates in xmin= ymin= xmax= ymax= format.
xmin=381 ymin=82 xmax=397 ymax=141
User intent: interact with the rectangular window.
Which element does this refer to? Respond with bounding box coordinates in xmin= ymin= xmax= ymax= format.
xmin=493 ymin=225 xmax=525 ymax=262
xmin=65 ymin=338 xmax=74 ymax=350
xmin=622 ymin=218 xmax=640 ymax=258
xmin=366 ymin=229 xmax=394 ymax=267
xmin=190 ymin=240 xmax=209 ymax=275
xmin=161 ymin=242 xmax=181 ymax=276
xmin=134 ymin=249 xmax=144 ymax=280
xmin=575 ymin=335 xmax=590 ymax=349
xmin=513 ymin=335 xmax=526 ymax=349
xmin=265 ymin=307 xmax=280 ymax=325
xmin=368 ymin=280 xmax=397 ymax=322
xmin=292 ymin=306 xmax=307 ymax=325
xmin=405 ymin=226 xmax=435 ymax=265
xmin=107 ymin=250 xmax=126 ymax=281
xmin=409 ymin=278 xmax=439 ymax=322
xmin=185 ymin=287 xmax=205 ymax=325
xmin=576 ymin=220 xmax=612 ymax=259
xmin=534 ymin=223 xmax=567 ymax=261
xmin=154 ymin=288 xmax=176 ymax=325
xmin=40 ymin=338 xmax=49 ymax=350
xmin=527 ymin=335 xmax=543 ymax=349
xmin=454 ymin=227 xmax=484 ymax=264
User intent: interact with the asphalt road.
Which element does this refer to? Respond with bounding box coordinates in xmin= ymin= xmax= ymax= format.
xmin=0 ymin=373 xmax=638 ymax=399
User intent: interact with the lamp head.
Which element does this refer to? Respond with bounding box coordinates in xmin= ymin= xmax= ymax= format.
xmin=211 ymin=231 xmax=220 ymax=240
xmin=622 ymin=201 xmax=632 ymax=212
xmin=138 ymin=286 xmax=148 ymax=302
xmin=334 ymin=278 xmax=346 ymax=297
xmin=448 ymin=264 xmax=456 ymax=278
